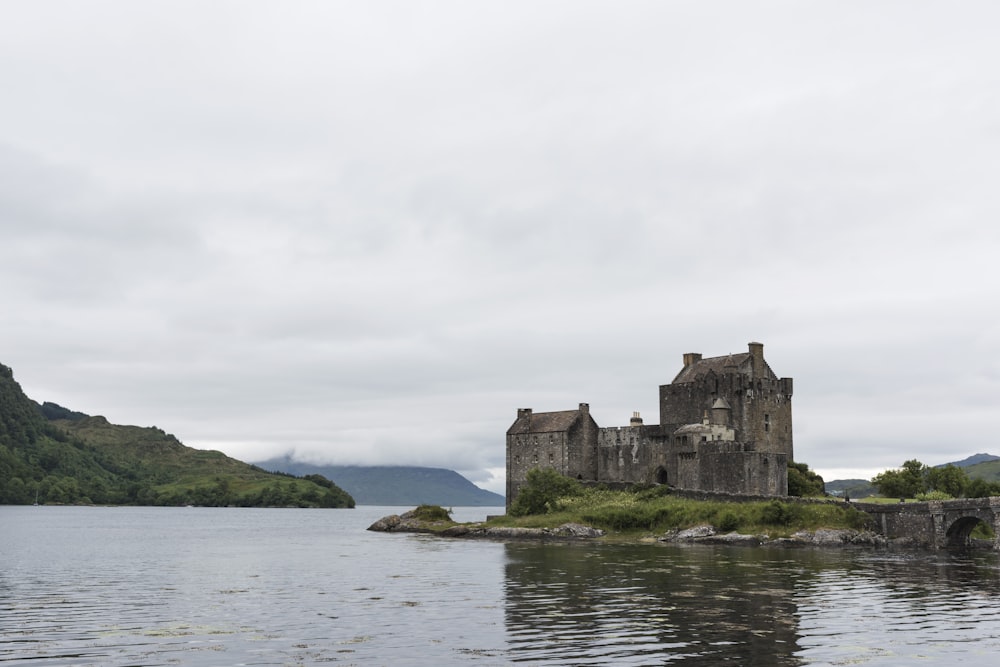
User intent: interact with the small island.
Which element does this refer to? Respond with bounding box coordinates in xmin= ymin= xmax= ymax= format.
xmin=369 ymin=469 xmax=889 ymax=548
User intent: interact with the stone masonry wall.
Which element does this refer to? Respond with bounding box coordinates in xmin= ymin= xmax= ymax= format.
xmin=595 ymin=425 xmax=668 ymax=484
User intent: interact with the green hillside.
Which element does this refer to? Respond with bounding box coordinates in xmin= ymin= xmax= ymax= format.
xmin=964 ymin=459 xmax=1000 ymax=482
xmin=0 ymin=362 xmax=353 ymax=508
xmin=824 ymin=479 xmax=876 ymax=499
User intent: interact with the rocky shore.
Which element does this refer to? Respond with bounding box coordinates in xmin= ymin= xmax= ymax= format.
xmin=367 ymin=510 xmax=605 ymax=539
xmin=367 ymin=510 xmax=892 ymax=547
xmin=659 ymin=524 xmax=889 ymax=547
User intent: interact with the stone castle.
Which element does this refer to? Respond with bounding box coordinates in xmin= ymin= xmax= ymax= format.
xmin=506 ymin=342 xmax=793 ymax=506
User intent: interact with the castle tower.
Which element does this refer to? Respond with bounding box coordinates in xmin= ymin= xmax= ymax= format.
xmin=659 ymin=341 xmax=793 ymax=461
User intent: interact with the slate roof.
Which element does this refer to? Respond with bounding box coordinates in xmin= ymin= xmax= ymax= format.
xmin=674 ymin=422 xmax=713 ymax=435
xmin=672 ymin=352 xmax=751 ymax=383
xmin=507 ymin=409 xmax=582 ymax=435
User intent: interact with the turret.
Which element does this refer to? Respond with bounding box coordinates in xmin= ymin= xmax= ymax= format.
xmin=710 ymin=397 xmax=731 ymax=426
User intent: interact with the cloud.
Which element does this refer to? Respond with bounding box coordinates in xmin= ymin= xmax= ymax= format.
xmin=2 ymin=2 xmax=1000 ymax=495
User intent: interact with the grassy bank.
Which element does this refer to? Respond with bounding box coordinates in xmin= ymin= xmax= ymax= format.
xmin=484 ymin=486 xmax=872 ymax=539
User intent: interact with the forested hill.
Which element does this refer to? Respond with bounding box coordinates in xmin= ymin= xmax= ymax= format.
xmin=0 ymin=362 xmax=353 ymax=507
xmin=255 ymin=457 xmax=505 ymax=507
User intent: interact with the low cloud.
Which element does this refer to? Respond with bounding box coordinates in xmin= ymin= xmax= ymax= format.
xmin=3 ymin=2 xmax=999 ymax=492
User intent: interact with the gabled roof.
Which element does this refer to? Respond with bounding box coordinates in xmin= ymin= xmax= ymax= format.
xmin=507 ymin=409 xmax=582 ymax=435
xmin=672 ymin=352 xmax=751 ymax=383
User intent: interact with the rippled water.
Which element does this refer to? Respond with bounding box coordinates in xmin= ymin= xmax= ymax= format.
xmin=3 ymin=506 xmax=1000 ymax=666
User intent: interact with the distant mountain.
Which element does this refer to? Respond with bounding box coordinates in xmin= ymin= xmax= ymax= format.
xmin=824 ymin=479 xmax=876 ymax=498
xmin=254 ymin=457 xmax=505 ymax=507
xmin=826 ymin=453 xmax=1000 ymax=497
xmin=938 ymin=453 xmax=1000 ymax=468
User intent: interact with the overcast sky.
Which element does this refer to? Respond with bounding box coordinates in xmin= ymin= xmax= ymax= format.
xmin=2 ymin=1 xmax=998 ymax=495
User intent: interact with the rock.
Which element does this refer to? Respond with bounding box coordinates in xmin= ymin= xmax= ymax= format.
xmin=366 ymin=512 xmax=604 ymax=540
xmin=783 ymin=529 xmax=889 ymax=547
xmin=813 ymin=529 xmax=852 ymax=545
xmin=705 ymin=532 xmax=761 ymax=545
xmin=553 ymin=523 xmax=605 ymax=538
xmin=367 ymin=514 xmax=402 ymax=532
xmin=676 ymin=525 xmax=716 ymax=540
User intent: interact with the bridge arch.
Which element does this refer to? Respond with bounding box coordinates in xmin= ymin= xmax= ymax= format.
xmin=858 ymin=497 xmax=1000 ymax=549
xmin=944 ymin=515 xmax=994 ymax=548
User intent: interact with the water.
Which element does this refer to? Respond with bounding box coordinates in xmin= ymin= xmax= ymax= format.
xmin=3 ymin=506 xmax=1000 ymax=666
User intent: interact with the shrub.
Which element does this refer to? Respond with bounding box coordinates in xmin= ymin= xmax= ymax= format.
xmin=716 ymin=510 xmax=740 ymax=532
xmin=591 ymin=505 xmax=667 ymax=530
xmin=915 ymin=490 xmax=953 ymax=501
xmin=634 ymin=484 xmax=673 ymax=501
xmin=509 ymin=468 xmax=582 ymax=517
xmin=761 ymin=500 xmax=794 ymax=526
xmin=412 ymin=504 xmax=452 ymax=522
xmin=844 ymin=507 xmax=874 ymax=531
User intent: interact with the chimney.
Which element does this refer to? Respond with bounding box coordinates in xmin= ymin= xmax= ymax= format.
xmin=517 ymin=408 xmax=532 ymax=420
xmin=683 ymin=352 xmax=702 ymax=367
xmin=630 ymin=411 xmax=643 ymax=426
xmin=748 ymin=342 xmax=764 ymax=377
xmin=578 ymin=403 xmax=590 ymax=414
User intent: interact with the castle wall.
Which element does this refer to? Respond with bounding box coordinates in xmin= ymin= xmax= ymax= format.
xmin=568 ymin=409 xmax=599 ymax=481
xmin=506 ymin=430 xmax=571 ymax=506
xmin=595 ymin=426 xmax=670 ymax=485
xmin=675 ymin=442 xmax=786 ymax=496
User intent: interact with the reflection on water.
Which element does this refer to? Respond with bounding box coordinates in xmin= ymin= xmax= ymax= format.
xmin=502 ymin=543 xmax=1000 ymax=666
xmin=794 ymin=551 xmax=1000 ymax=665
xmin=504 ymin=543 xmax=803 ymax=665
xmin=3 ymin=506 xmax=1000 ymax=666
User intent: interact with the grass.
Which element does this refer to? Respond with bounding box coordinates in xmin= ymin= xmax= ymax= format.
xmin=486 ymin=487 xmax=873 ymax=539
xmin=857 ymin=496 xmax=924 ymax=504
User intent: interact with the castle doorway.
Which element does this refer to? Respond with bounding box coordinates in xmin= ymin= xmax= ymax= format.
xmin=655 ymin=467 xmax=668 ymax=485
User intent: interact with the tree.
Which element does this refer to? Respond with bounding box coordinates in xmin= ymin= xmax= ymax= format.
xmin=871 ymin=459 xmax=928 ymax=498
xmin=925 ymin=464 xmax=969 ymax=498
xmin=509 ymin=468 xmax=582 ymax=517
xmin=966 ymin=478 xmax=1000 ymax=499
xmin=787 ymin=461 xmax=825 ymax=497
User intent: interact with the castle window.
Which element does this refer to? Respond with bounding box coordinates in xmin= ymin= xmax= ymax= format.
xmin=549 ymin=453 xmax=554 ymax=464
xmin=701 ymin=436 xmax=707 ymax=442
xmin=532 ymin=454 xmax=538 ymax=464
xmin=764 ymin=414 xmax=771 ymax=432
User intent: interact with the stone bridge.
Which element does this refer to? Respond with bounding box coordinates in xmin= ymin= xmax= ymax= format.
xmin=855 ymin=497 xmax=1000 ymax=549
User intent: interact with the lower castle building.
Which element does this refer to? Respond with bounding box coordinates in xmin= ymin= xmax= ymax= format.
xmin=506 ymin=342 xmax=793 ymax=507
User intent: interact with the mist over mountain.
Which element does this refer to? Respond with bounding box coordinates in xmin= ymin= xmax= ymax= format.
xmin=255 ymin=457 xmax=505 ymax=507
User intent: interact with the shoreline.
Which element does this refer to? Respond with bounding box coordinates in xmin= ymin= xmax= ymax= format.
xmin=366 ymin=509 xmax=915 ymax=549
